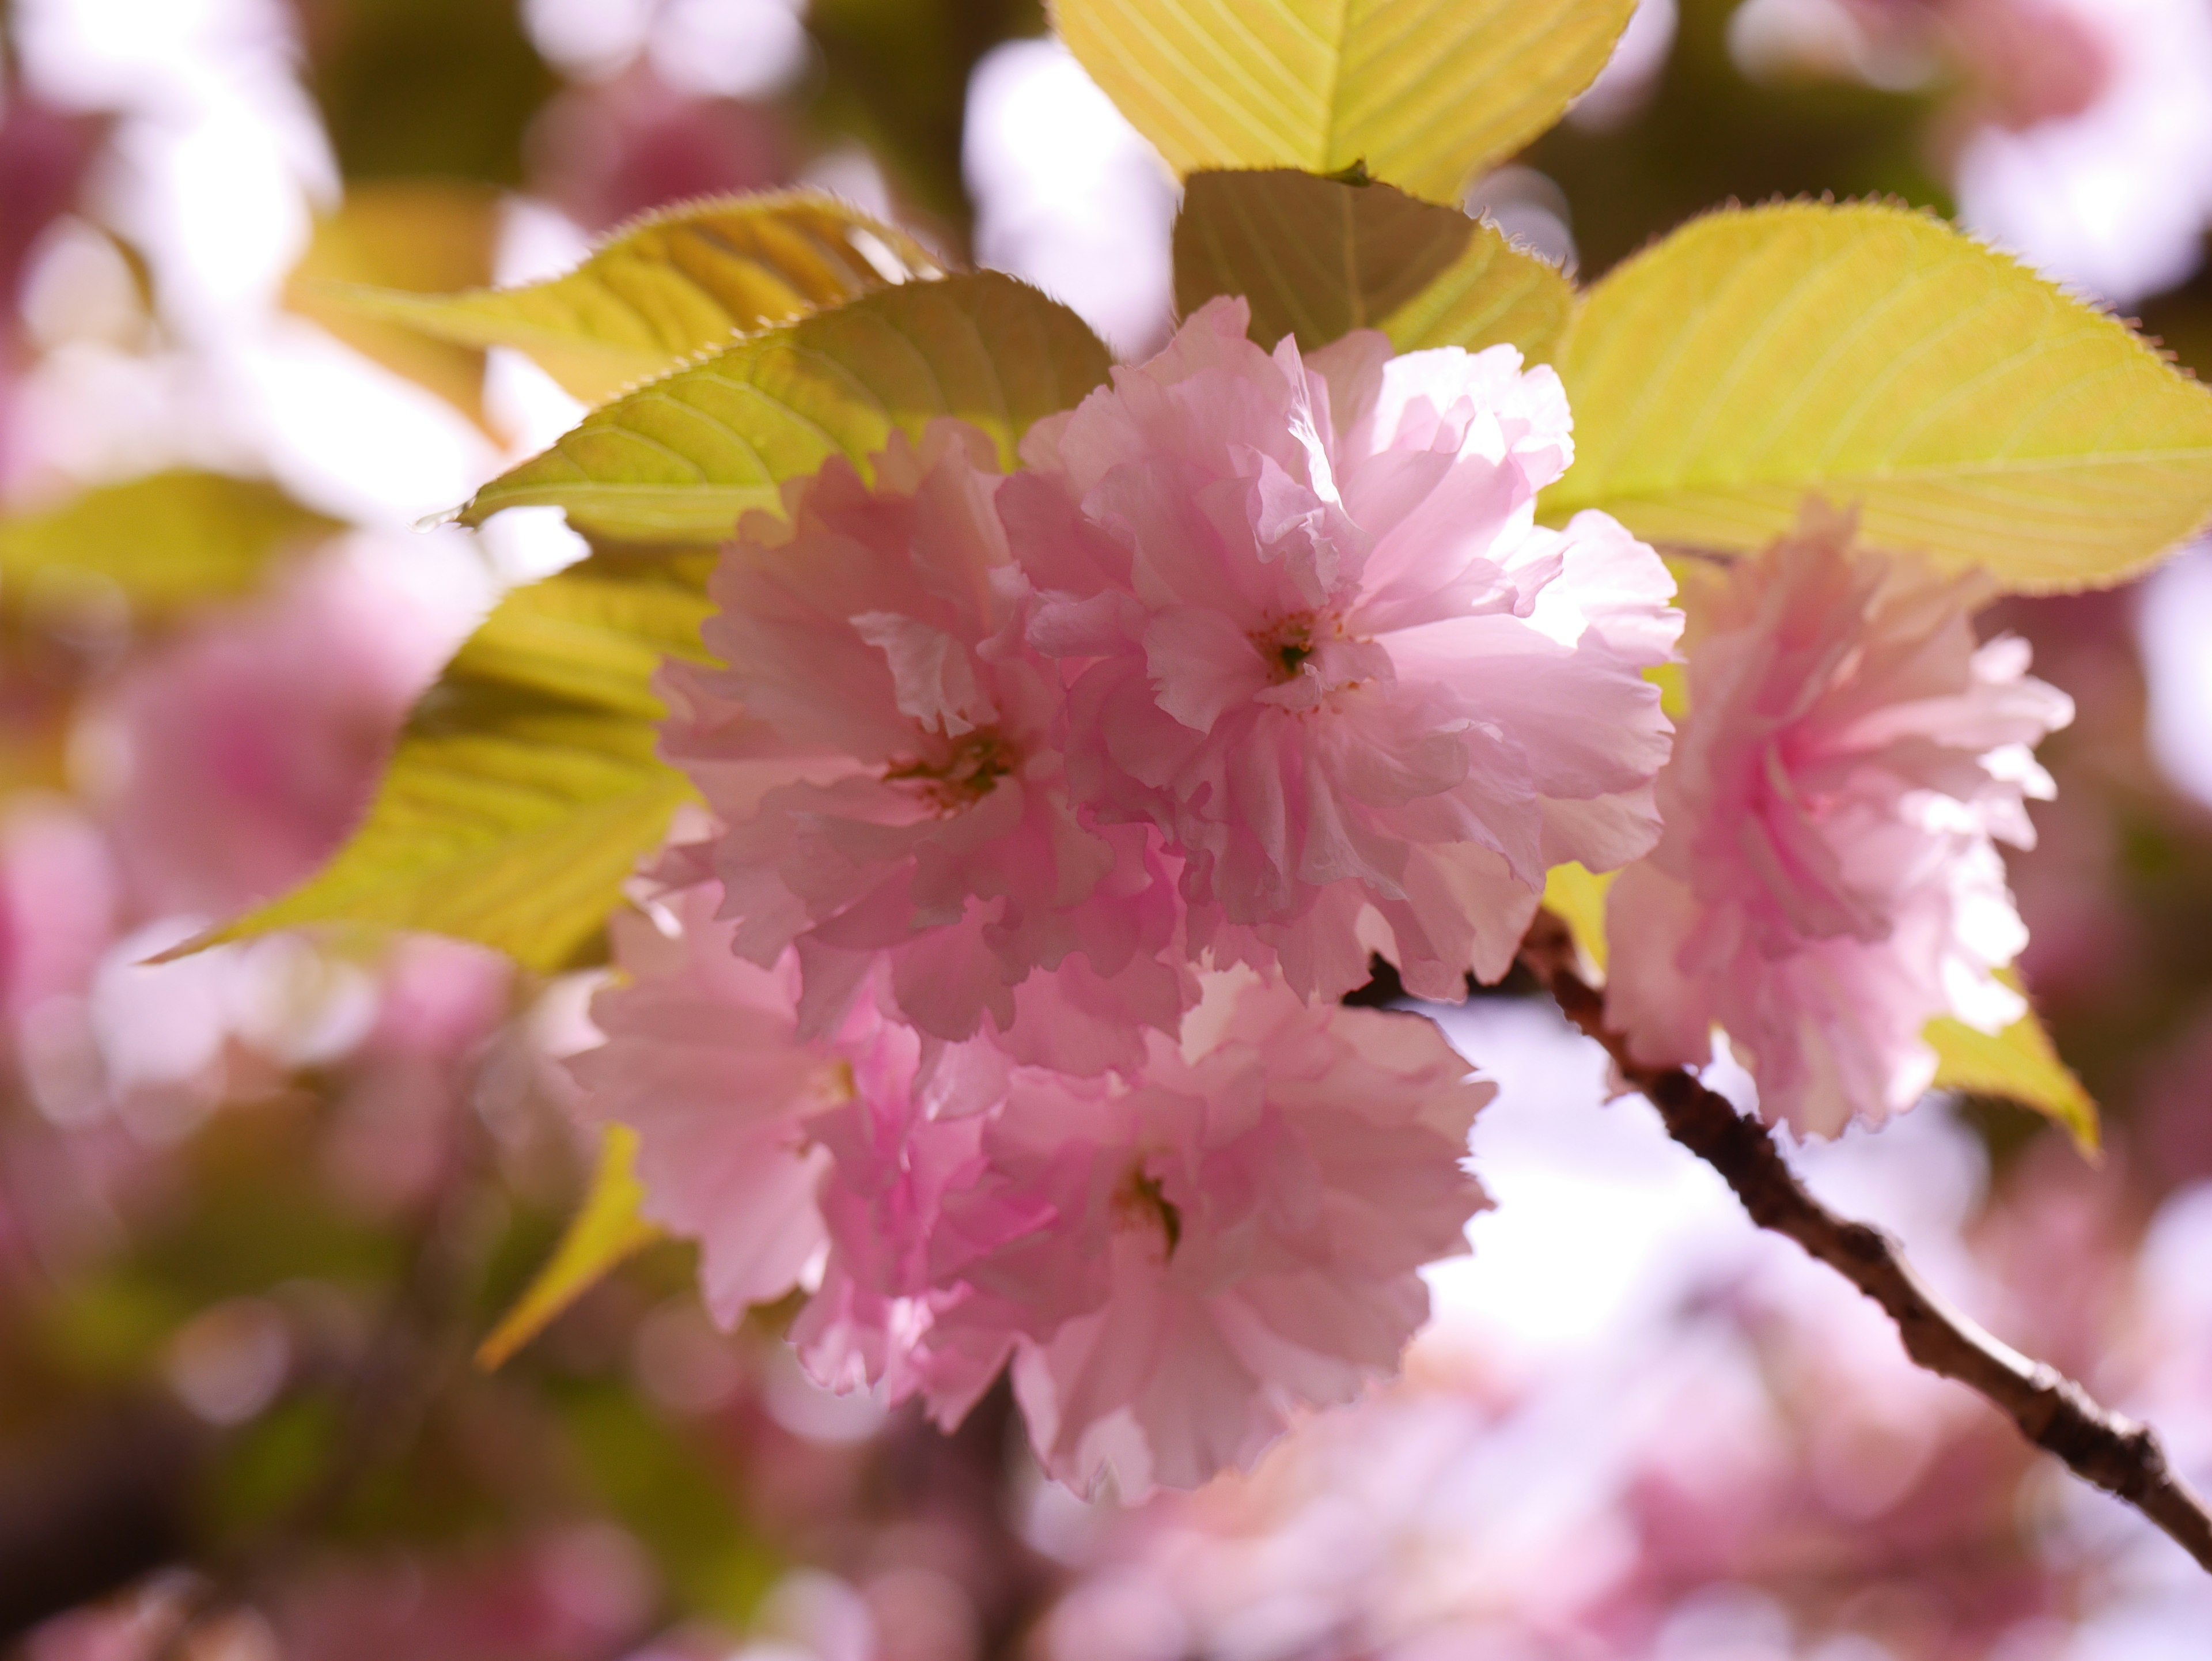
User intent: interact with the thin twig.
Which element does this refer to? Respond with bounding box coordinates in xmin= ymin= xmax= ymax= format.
xmin=1516 ymin=909 xmax=2212 ymax=1574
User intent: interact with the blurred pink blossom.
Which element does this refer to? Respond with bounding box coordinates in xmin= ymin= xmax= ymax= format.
xmin=321 ymin=933 xmax=513 ymax=1212
xmin=1001 ymin=296 xmax=1680 ymax=1003
xmin=0 ymin=85 xmax=105 ymax=480
xmin=1606 ymin=508 xmax=2074 ymax=1136
xmin=0 ymin=93 xmax=105 ymax=328
xmin=25 ymin=1532 xmax=654 ymax=1661
xmin=1940 ymin=0 xmax=2113 ymax=130
xmin=528 ymin=65 xmax=793 ymax=232
xmin=91 ymin=549 xmax=458 ymax=920
xmin=1025 ymin=1151 xmax=2127 ymax=1661
xmin=271 ymin=1529 xmax=657 ymax=1661
xmin=1948 ymin=0 xmax=2212 ymax=305
xmin=0 ymin=797 xmax=118 ymax=1036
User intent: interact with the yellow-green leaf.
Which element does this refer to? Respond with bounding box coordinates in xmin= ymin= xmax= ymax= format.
xmin=1547 ymin=201 xmax=2212 ymax=593
xmin=1055 ymin=0 xmax=1637 ymax=203
xmin=1644 ymin=657 xmax=1688 ymax=723
xmin=461 ymin=271 xmax=1113 ymax=543
xmin=322 ymin=191 xmax=944 ymax=405
xmin=0 ymin=471 xmax=339 ymax=618
xmin=478 ymin=1125 xmax=661 ymax=1371
xmin=446 ymin=548 xmax=718 ymax=717
xmin=1927 ymin=970 xmax=2099 ymax=1155
xmin=1173 ymin=168 xmax=1572 ymax=359
xmin=1541 ymin=862 xmax=1615 ymax=975
xmin=184 ymin=556 xmax=712 ymax=971
xmin=285 ymin=180 xmax=503 ymax=429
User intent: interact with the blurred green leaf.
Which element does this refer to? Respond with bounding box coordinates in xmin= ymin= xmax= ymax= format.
xmin=805 ymin=0 xmax=1045 ymax=233
xmin=1547 ymin=202 xmax=2212 ymax=592
xmin=32 ymin=1274 xmax=194 ymax=1388
xmin=286 ymin=179 xmax=504 ymax=429
xmin=162 ymin=1108 xmax=408 ymax=1297
xmin=463 ymin=270 xmax=1112 ymax=542
xmin=1056 ymin=0 xmax=1636 ymax=203
xmin=1928 ymin=970 xmax=2100 ymax=1156
xmin=1174 ymin=168 xmax=1573 ymax=358
xmin=0 ymin=471 xmax=338 ymax=618
xmin=296 ymin=0 xmax=556 ymax=186
xmin=328 ymin=192 xmax=945 ymax=405
xmin=478 ymin=1126 xmax=661 ymax=1371
xmin=180 ymin=557 xmax=713 ymax=972
xmin=556 ymin=1382 xmax=779 ymax=1624
xmin=204 ymin=1395 xmax=342 ymax=1543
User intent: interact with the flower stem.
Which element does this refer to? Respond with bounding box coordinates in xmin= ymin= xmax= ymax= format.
xmin=1517 ymin=909 xmax=2212 ymax=1574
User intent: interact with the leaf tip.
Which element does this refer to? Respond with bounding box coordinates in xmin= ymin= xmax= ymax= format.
xmin=475 ymin=1123 xmax=662 ymax=1372
xmin=139 ymin=922 xmax=235 ymax=966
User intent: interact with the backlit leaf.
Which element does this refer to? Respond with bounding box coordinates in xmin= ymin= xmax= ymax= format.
xmin=1547 ymin=202 xmax=2212 ymax=592
xmin=444 ymin=549 xmax=718 ymax=717
xmin=184 ymin=555 xmax=712 ymax=972
xmin=1174 ymin=168 xmax=1572 ymax=359
xmin=1055 ymin=0 xmax=1637 ymax=203
xmin=461 ymin=271 xmax=1112 ymax=543
xmin=1541 ymin=862 xmax=1615 ymax=976
xmin=285 ymin=179 xmax=502 ymax=427
xmin=477 ymin=1125 xmax=661 ymax=1371
xmin=0 ymin=471 xmax=339 ymax=618
xmin=1927 ymin=970 xmax=2099 ymax=1156
xmin=324 ymin=192 xmax=944 ymax=404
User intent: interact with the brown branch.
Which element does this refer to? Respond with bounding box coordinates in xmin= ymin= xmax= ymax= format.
xmin=1516 ymin=909 xmax=2212 ymax=1574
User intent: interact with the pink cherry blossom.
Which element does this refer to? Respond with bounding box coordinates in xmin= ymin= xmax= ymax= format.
xmin=1605 ymin=508 xmax=2075 ymax=1137
xmin=567 ymin=874 xmax=1015 ymax=1429
xmin=927 ymin=969 xmax=1493 ymax=1497
xmin=574 ymin=863 xmax=1022 ymax=1413
xmin=664 ymin=422 xmax=1192 ymax=1073
xmin=571 ymin=875 xmax=849 ymax=1323
xmin=787 ymin=1082 xmax=1021 ymax=1429
xmin=998 ymin=296 xmax=1681 ymax=1004
xmin=573 ymin=872 xmax=1491 ymax=1495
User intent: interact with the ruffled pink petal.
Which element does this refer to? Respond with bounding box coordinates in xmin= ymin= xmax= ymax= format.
xmin=569 ymin=885 xmax=839 ymax=1322
xmin=669 ymin=421 xmax=1195 ymax=1066
xmin=1605 ymin=506 xmax=2073 ymax=1136
xmin=929 ymin=971 xmax=1493 ymax=1494
xmin=1003 ymin=305 xmax=1681 ymax=1001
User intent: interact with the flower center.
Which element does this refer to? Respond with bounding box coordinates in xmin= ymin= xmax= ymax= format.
xmin=1111 ymin=1163 xmax=1183 ymax=1260
xmin=1253 ymin=614 xmax=1319 ymax=684
xmin=812 ymin=1059 xmax=858 ymax=1109
xmin=884 ymin=727 xmax=1018 ymax=814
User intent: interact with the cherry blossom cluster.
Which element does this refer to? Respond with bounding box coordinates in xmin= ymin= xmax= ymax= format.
xmin=566 ymin=298 xmax=2072 ymax=1494
xmin=1607 ymin=508 xmax=2074 ymax=1137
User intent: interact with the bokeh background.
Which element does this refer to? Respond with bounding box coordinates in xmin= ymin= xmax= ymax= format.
xmin=3 ymin=2 xmax=2212 ymax=1657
